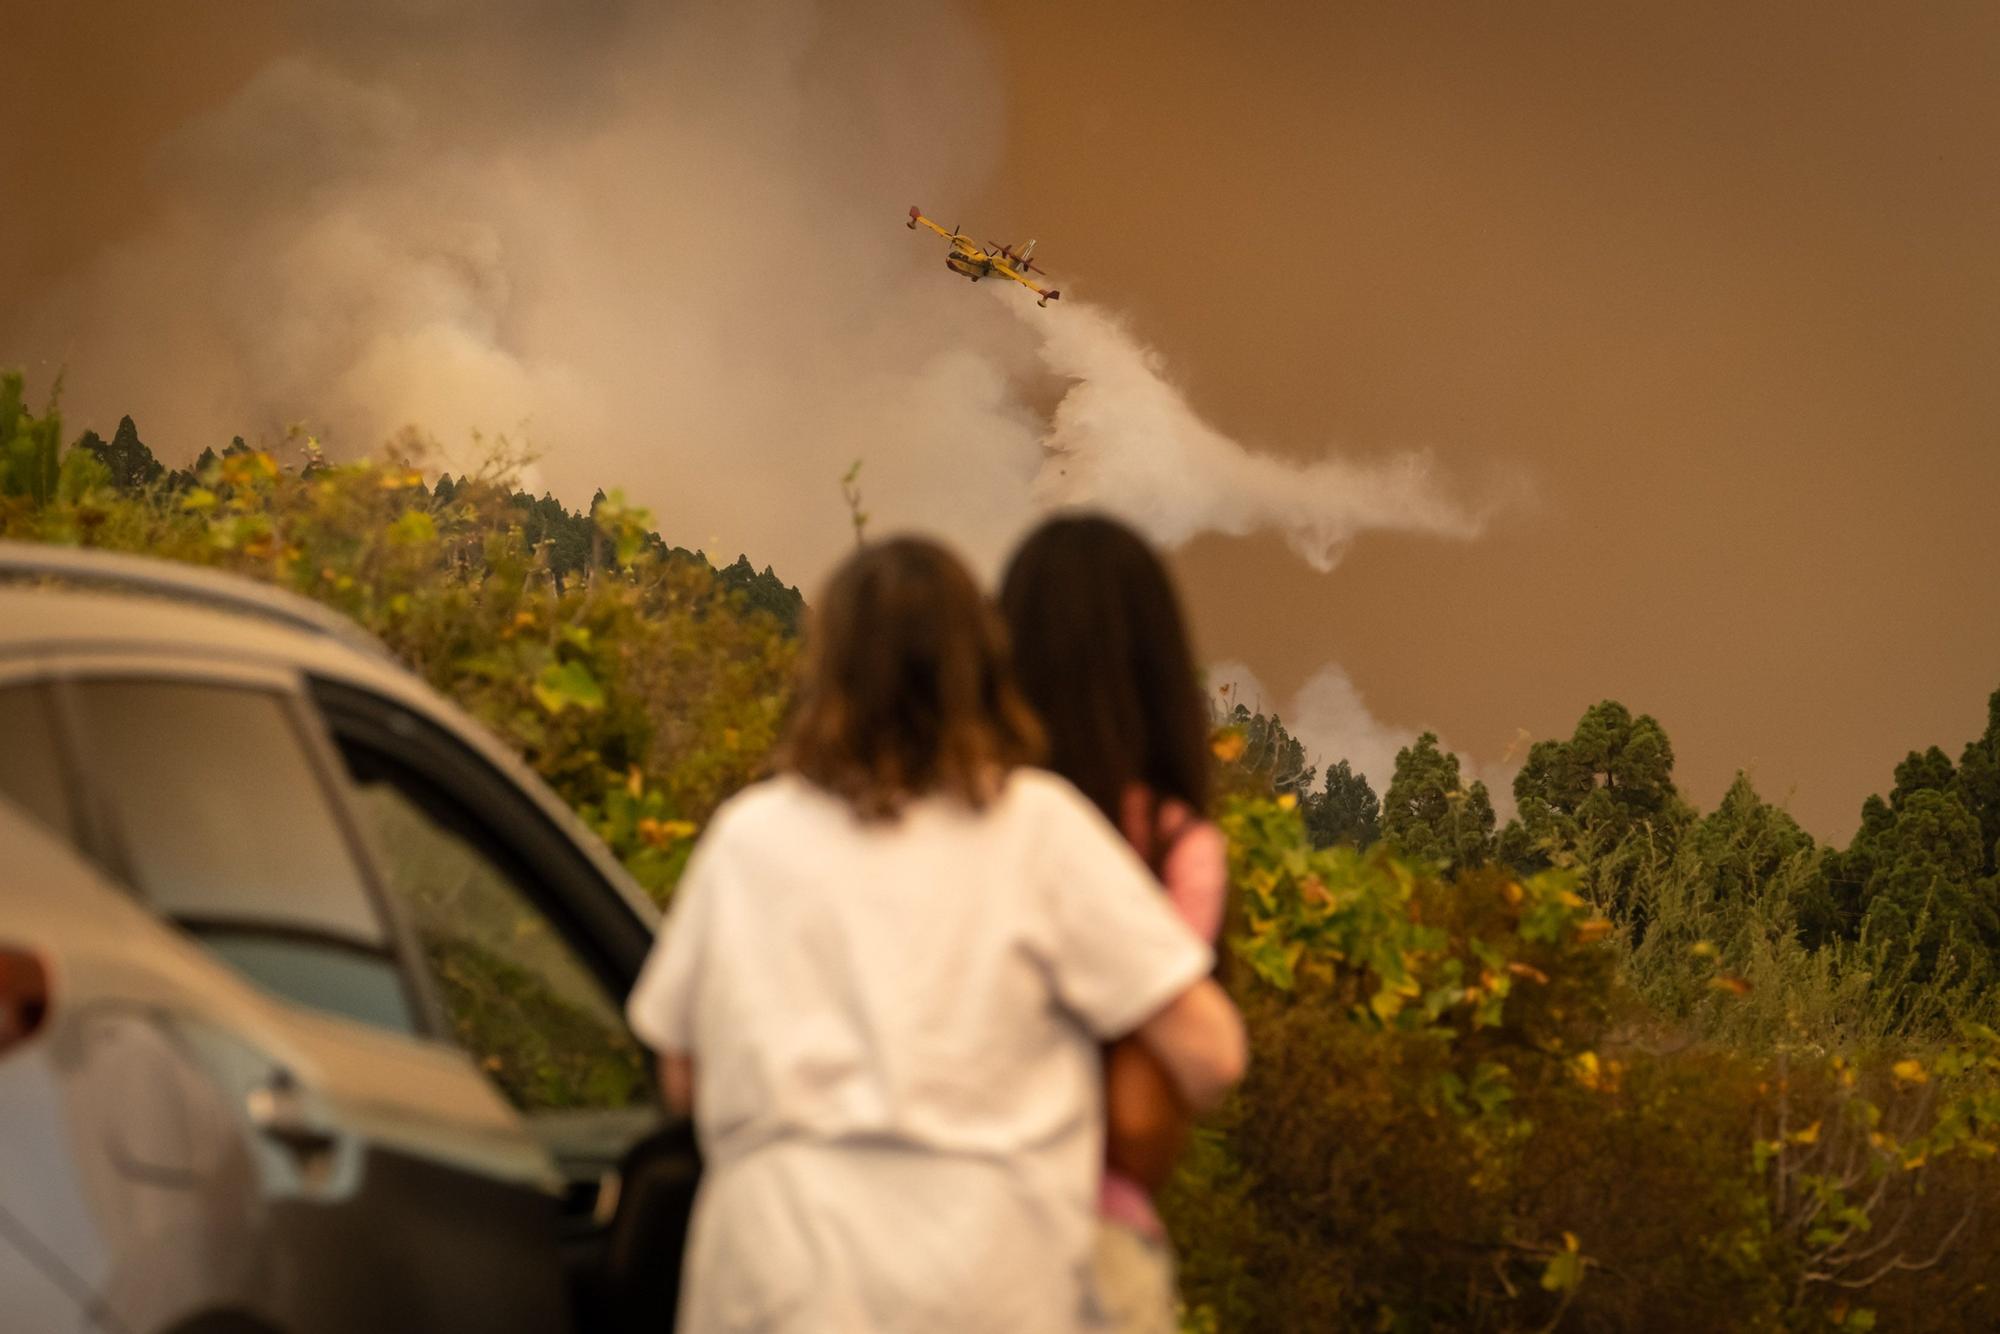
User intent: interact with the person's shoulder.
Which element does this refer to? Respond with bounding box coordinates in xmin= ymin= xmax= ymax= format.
xmin=1000 ymin=766 xmax=1103 ymax=823
xmin=703 ymin=774 xmax=818 ymax=839
xmin=997 ymin=769 xmax=1136 ymax=871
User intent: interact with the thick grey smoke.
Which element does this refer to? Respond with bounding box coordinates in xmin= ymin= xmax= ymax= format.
xmin=8 ymin=0 xmax=1493 ymax=587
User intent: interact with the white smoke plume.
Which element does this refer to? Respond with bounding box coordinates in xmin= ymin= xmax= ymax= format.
xmin=6 ymin=0 xmax=1498 ymax=589
xmin=1029 ymin=302 xmax=1486 ymax=570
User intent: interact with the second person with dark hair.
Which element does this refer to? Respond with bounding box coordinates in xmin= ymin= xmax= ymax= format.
xmin=1000 ymin=513 xmax=1231 ymax=1334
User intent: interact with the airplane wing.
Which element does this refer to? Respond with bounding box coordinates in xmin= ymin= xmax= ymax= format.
xmin=993 ymin=258 xmax=1062 ymax=306
xmin=907 ymin=206 xmax=959 ymax=241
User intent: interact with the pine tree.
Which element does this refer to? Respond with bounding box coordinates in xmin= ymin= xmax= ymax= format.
xmin=1501 ymin=700 xmax=1691 ymax=920
xmin=1382 ymin=732 xmax=1494 ymax=872
xmin=77 ymin=415 xmax=165 ymax=492
xmin=1304 ymin=759 xmax=1382 ymax=849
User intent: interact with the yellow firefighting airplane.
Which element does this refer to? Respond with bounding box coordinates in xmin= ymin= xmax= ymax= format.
xmin=907 ymin=206 xmax=1062 ymax=307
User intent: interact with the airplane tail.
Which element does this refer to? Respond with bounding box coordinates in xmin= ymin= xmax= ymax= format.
xmin=907 ymin=205 xmax=922 ymax=229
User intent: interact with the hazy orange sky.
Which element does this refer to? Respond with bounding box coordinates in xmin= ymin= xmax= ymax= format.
xmin=968 ymin=0 xmax=2000 ymax=837
xmin=6 ymin=1 xmax=1997 ymax=838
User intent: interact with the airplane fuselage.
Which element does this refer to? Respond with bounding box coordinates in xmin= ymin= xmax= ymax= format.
xmin=945 ymin=251 xmax=995 ymax=281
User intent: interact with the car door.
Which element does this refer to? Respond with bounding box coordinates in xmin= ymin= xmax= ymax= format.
xmin=303 ymin=676 xmax=696 ymax=1332
xmin=53 ymin=664 xmax=582 ymax=1334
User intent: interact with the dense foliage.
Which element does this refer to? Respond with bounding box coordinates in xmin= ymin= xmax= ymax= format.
xmin=10 ymin=372 xmax=2000 ymax=1329
xmin=1165 ymin=789 xmax=2000 ymax=1331
xmin=1226 ymin=689 xmax=2000 ymax=1052
xmin=0 ymin=373 xmax=799 ymax=901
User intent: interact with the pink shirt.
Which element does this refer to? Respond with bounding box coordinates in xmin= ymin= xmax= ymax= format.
xmin=1098 ymin=787 xmax=1229 ymax=1237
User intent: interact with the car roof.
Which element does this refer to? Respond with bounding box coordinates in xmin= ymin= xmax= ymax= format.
xmin=0 ymin=543 xmax=660 ymax=930
xmin=0 ymin=540 xmax=383 ymax=656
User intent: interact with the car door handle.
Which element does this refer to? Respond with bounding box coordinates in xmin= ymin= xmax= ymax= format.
xmin=245 ymin=1071 xmax=337 ymax=1157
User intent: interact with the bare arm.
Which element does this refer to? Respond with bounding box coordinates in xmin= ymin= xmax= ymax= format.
xmin=1131 ymin=976 xmax=1246 ymax=1114
xmin=659 ymin=1053 xmax=695 ymax=1116
xmin=1105 ymin=1036 xmax=1194 ymax=1190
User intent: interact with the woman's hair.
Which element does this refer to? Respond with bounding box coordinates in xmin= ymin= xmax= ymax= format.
xmin=998 ymin=512 xmax=1212 ymax=824
xmin=780 ymin=536 xmax=1045 ymax=819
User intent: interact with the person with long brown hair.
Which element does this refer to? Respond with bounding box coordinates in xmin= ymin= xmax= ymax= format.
xmin=627 ymin=536 xmax=1245 ymax=1333
xmin=999 ymin=513 xmax=1230 ymax=1334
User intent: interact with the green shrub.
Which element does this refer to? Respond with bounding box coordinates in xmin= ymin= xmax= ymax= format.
xmin=0 ymin=414 xmax=797 ymax=906
xmin=1166 ymin=794 xmax=2000 ymax=1332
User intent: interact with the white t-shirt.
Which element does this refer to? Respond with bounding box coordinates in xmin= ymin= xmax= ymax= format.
xmin=626 ymin=768 xmax=1214 ymax=1334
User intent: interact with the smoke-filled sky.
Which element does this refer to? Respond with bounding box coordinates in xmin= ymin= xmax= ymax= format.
xmin=6 ymin=0 xmax=1998 ymax=838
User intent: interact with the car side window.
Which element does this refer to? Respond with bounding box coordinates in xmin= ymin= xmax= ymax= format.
xmin=0 ymin=683 xmax=72 ymax=842
xmin=68 ymin=679 xmax=417 ymax=1035
xmin=336 ymin=738 xmax=651 ymax=1115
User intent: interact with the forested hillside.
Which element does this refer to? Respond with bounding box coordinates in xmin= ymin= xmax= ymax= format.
xmin=1228 ymin=690 xmax=2000 ymax=1050
xmin=8 ymin=373 xmax=2000 ymax=1331
xmin=1191 ymin=695 xmax=2000 ymax=1330
xmin=0 ymin=374 xmax=800 ymax=897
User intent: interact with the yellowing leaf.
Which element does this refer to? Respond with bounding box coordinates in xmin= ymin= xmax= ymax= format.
xmin=1892 ymin=1059 xmax=1929 ymax=1086
xmin=637 ymin=817 xmax=699 ymax=848
xmin=1540 ymin=1240 xmax=1586 ymax=1294
xmin=533 ymin=659 xmax=605 ymax=715
xmin=1574 ymin=917 xmax=1614 ymax=944
xmin=1211 ymin=731 xmax=1247 ymax=764
xmin=1789 ymin=1120 xmax=1821 ymax=1146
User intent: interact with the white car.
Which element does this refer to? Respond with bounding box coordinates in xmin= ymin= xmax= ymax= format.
xmin=0 ymin=542 xmax=696 ymax=1334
